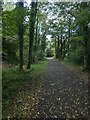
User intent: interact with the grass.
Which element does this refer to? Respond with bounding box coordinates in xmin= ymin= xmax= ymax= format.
xmin=31 ymin=60 xmax=47 ymax=75
xmin=60 ymin=57 xmax=84 ymax=69
xmin=2 ymin=60 xmax=47 ymax=104
xmin=61 ymin=60 xmax=88 ymax=84
xmin=61 ymin=60 xmax=83 ymax=70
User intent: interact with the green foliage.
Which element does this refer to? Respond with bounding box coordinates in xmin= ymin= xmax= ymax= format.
xmin=76 ymin=8 xmax=90 ymax=26
xmin=2 ymin=60 xmax=47 ymax=103
xmin=2 ymin=9 xmax=18 ymax=63
xmin=35 ymin=50 xmax=45 ymax=60
xmin=31 ymin=60 xmax=47 ymax=75
xmin=46 ymin=48 xmax=54 ymax=57
xmin=2 ymin=2 xmax=90 ymax=71
xmin=72 ymin=36 xmax=83 ymax=42
xmin=2 ymin=10 xmax=17 ymax=36
xmin=69 ymin=46 xmax=84 ymax=65
xmin=2 ymin=67 xmax=31 ymax=101
xmin=3 ymin=37 xmax=18 ymax=63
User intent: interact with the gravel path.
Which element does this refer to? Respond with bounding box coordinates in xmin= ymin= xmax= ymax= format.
xmin=31 ymin=59 xmax=89 ymax=119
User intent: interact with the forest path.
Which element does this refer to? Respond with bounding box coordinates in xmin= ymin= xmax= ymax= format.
xmin=3 ymin=59 xmax=89 ymax=119
xmin=30 ymin=59 xmax=89 ymax=119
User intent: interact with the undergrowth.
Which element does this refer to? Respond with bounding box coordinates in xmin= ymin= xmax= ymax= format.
xmin=2 ymin=60 xmax=47 ymax=104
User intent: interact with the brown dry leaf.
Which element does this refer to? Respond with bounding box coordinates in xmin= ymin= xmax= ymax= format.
xmin=67 ymin=113 xmax=70 ymax=118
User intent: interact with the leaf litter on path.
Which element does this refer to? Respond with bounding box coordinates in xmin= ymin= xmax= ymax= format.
xmin=2 ymin=59 xmax=89 ymax=119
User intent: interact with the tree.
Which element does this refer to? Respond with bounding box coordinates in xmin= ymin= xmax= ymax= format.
xmin=16 ymin=1 xmax=25 ymax=70
xmin=2 ymin=8 xmax=18 ymax=63
xmin=27 ymin=0 xmax=38 ymax=69
xmin=76 ymin=2 xmax=90 ymax=70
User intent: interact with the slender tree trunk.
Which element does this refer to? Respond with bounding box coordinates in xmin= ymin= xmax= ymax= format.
xmin=35 ymin=16 xmax=38 ymax=51
xmin=19 ymin=26 xmax=24 ymax=70
xmin=37 ymin=23 xmax=41 ymax=48
xmin=67 ymin=18 xmax=71 ymax=60
xmin=54 ymin=37 xmax=57 ymax=58
xmin=41 ymin=31 xmax=46 ymax=52
xmin=62 ymin=40 xmax=66 ymax=60
xmin=57 ymin=35 xmax=60 ymax=59
xmin=33 ymin=14 xmax=38 ymax=63
xmin=83 ymin=25 xmax=89 ymax=71
xmin=27 ymin=1 xmax=37 ymax=69
xmin=88 ymin=27 xmax=90 ymax=72
xmin=16 ymin=2 xmax=24 ymax=70
xmin=60 ymin=25 xmax=63 ymax=60
xmin=87 ymin=24 xmax=90 ymax=72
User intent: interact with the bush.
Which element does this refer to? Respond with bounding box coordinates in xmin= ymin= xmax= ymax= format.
xmin=46 ymin=48 xmax=53 ymax=57
xmin=69 ymin=47 xmax=84 ymax=65
xmin=36 ymin=50 xmax=45 ymax=60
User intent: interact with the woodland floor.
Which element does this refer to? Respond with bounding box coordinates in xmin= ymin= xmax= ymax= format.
xmin=2 ymin=59 xmax=89 ymax=119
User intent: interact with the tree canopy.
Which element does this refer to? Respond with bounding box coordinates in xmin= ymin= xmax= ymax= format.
xmin=2 ymin=1 xmax=90 ymax=71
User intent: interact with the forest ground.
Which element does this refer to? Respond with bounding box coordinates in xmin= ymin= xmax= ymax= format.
xmin=2 ymin=59 xmax=89 ymax=119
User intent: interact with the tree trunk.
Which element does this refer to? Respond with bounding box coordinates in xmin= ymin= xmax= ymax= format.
xmin=88 ymin=35 xmax=90 ymax=88
xmin=27 ymin=1 xmax=37 ymax=69
xmin=54 ymin=37 xmax=57 ymax=58
xmin=19 ymin=25 xmax=24 ymax=70
xmin=83 ymin=25 xmax=89 ymax=71
xmin=16 ymin=2 xmax=24 ymax=70
xmin=88 ymin=27 xmax=90 ymax=72
xmin=41 ymin=31 xmax=46 ymax=52
xmin=67 ymin=18 xmax=71 ymax=60
xmin=60 ymin=25 xmax=63 ymax=60
xmin=57 ymin=35 xmax=60 ymax=59
xmin=33 ymin=15 xmax=38 ymax=63
xmin=34 ymin=16 xmax=38 ymax=51
xmin=62 ymin=40 xmax=66 ymax=60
